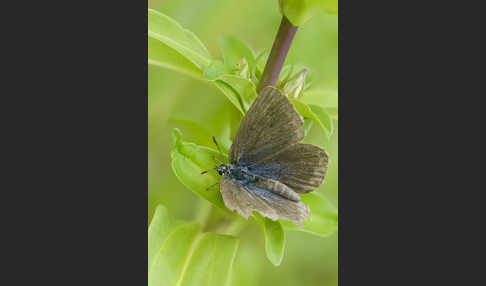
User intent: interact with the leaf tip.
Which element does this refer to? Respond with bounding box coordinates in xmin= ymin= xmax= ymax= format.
xmin=154 ymin=204 xmax=169 ymax=217
xmin=172 ymin=128 xmax=183 ymax=145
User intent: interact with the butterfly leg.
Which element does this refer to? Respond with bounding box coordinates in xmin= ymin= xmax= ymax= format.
xmin=205 ymin=181 xmax=220 ymax=191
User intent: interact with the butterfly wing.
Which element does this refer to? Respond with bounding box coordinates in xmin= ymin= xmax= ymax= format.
xmin=250 ymin=143 xmax=328 ymax=193
xmin=229 ymin=86 xmax=305 ymax=165
xmin=220 ymin=177 xmax=310 ymax=226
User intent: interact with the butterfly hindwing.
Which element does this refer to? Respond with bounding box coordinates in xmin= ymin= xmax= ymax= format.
xmin=220 ymin=177 xmax=310 ymax=226
xmin=250 ymin=143 xmax=328 ymax=193
xmin=252 ymin=177 xmax=302 ymax=201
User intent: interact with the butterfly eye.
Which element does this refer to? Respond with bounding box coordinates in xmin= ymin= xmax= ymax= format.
xmin=218 ymin=171 xmax=223 ymax=175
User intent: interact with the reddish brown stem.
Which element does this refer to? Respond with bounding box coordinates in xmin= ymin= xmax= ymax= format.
xmin=257 ymin=16 xmax=298 ymax=93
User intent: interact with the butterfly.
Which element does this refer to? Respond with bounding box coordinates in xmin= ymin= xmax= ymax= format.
xmin=205 ymin=86 xmax=328 ymax=226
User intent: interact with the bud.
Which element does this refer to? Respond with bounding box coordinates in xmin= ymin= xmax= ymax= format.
xmin=281 ymin=68 xmax=307 ymax=99
xmin=236 ymin=56 xmax=250 ymax=79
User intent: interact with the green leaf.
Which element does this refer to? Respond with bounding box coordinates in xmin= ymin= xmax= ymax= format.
xmin=206 ymin=74 xmax=258 ymax=115
xmin=299 ymin=87 xmax=338 ymax=120
xmin=171 ymin=128 xmax=227 ymax=210
xmin=252 ymin=215 xmax=286 ymax=266
xmin=149 ymin=222 xmax=201 ymax=286
xmin=303 ymin=118 xmax=314 ymax=135
xmin=217 ymin=75 xmax=258 ymax=113
xmin=279 ymin=0 xmax=338 ymax=26
xmin=324 ymin=107 xmax=338 ymax=120
xmin=203 ymin=60 xmax=231 ymax=81
xmin=148 ymin=36 xmax=202 ymax=80
xmin=301 ymin=87 xmax=338 ymax=108
xmin=281 ymin=192 xmax=338 ymax=237
xmin=148 ymin=9 xmax=211 ymax=69
xmin=148 ymin=204 xmax=173 ymax=271
xmin=255 ymin=50 xmax=269 ymax=71
xmin=210 ymin=104 xmax=241 ymax=154
xmin=262 ymin=218 xmax=285 ymax=266
xmin=291 ymin=100 xmax=332 ymax=137
xmin=211 ymin=80 xmax=245 ymax=115
xmin=309 ymin=104 xmax=334 ymax=136
xmin=148 ymin=204 xmax=239 ymax=286
xmin=168 ymin=117 xmax=215 ymax=148
xmin=254 ymin=50 xmax=270 ymax=81
xmin=180 ymin=232 xmax=240 ymax=286
xmin=277 ymin=65 xmax=295 ymax=86
xmin=219 ymin=35 xmax=256 ymax=69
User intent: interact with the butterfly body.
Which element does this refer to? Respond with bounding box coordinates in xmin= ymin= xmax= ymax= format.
xmin=216 ymin=164 xmax=256 ymax=184
xmin=214 ymin=86 xmax=328 ymax=226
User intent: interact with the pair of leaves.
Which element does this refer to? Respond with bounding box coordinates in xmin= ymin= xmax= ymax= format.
xmin=171 ymin=128 xmax=338 ymax=265
xmin=279 ymin=0 xmax=338 ymax=26
xmin=148 ymin=204 xmax=239 ymax=286
xmin=148 ymin=9 xmax=259 ymax=114
xmin=203 ymin=61 xmax=257 ymax=114
xmin=206 ymin=74 xmax=258 ymax=115
xmin=148 ymin=9 xmax=210 ymax=79
xmin=148 ymin=11 xmax=258 ymax=116
xmin=203 ymin=36 xmax=259 ymax=114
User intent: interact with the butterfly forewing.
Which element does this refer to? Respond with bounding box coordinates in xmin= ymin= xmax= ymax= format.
xmin=229 ymin=86 xmax=305 ymax=165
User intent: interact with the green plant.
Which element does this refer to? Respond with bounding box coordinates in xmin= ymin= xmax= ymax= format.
xmin=148 ymin=1 xmax=338 ymax=285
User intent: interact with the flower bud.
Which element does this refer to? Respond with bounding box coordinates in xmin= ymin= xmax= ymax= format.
xmin=236 ymin=56 xmax=250 ymax=79
xmin=282 ymin=68 xmax=307 ymax=99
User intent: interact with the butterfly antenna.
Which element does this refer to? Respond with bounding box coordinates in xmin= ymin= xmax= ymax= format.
xmin=201 ymin=168 xmax=216 ymax=175
xmin=212 ymin=136 xmax=226 ymax=163
xmin=213 ymin=156 xmax=224 ymax=165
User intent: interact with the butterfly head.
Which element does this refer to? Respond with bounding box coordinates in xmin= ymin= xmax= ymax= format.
xmin=214 ymin=164 xmax=230 ymax=176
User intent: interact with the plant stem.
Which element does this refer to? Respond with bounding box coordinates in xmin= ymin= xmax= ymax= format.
xmin=257 ymin=16 xmax=298 ymax=93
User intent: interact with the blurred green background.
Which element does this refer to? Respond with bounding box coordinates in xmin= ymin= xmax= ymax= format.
xmin=148 ymin=0 xmax=338 ymax=285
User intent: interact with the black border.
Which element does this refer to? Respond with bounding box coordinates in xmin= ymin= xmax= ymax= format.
xmin=4 ymin=0 xmax=148 ymax=284
xmin=338 ymin=1 xmax=481 ymax=285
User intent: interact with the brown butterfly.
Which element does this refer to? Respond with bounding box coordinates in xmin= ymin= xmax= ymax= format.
xmin=206 ymin=86 xmax=328 ymax=226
